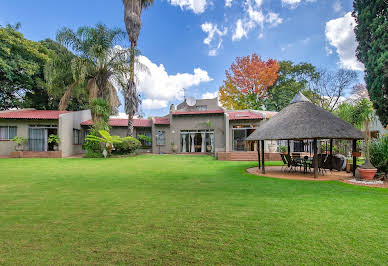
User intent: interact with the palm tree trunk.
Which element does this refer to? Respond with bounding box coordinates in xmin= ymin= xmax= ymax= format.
xmin=127 ymin=113 xmax=134 ymax=137
xmin=125 ymin=42 xmax=137 ymax=137
xmin=58 ymin=82 xmax=77 ymax=111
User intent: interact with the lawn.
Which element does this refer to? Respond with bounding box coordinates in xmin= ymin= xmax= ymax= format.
xmin=0 ymin=155 xmax=387 ymax=265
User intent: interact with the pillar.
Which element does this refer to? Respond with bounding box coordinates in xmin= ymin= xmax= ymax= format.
xmin=261 ymin=140 xmax=265 ymax=174
xmin=313 ymin=138 xmax=318 ymax=179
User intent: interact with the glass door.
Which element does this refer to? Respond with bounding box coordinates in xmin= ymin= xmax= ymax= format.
xmin=28 ymin=128 xmax=47 ymax=151
xmin=233 ymin=129 xmax=246 ymax=151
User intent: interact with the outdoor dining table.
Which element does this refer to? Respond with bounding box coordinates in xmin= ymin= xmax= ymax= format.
xmin=293 ymin=157 xmax=313 ymax=174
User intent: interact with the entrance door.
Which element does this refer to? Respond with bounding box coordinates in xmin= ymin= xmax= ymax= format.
xmin=28 ymin=128 xmax=47 ymax=151
xmin=233 ymin=129 xmax=246 ymax=151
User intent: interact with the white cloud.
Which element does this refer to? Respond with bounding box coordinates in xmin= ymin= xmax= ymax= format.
xmin=247 ymin=5 xmax=265 ymax=29
xmin=225 ymin=0 xmax=232 ymax=7
xmin=281 ymin=0 xmax=302 ymax=8
xmin=332 ymin=0 xmax=342 ymax=13
xmin=142 ymin=99 xmax=169 ymax=110
xmin=232 ymin=1 xmax=282 ymax=42
xmin=281 ymin=0 xmax=316 ymax=9
xmin=232 ymin=19 xmax=248 ymax=41
xmin=266 ymin=12 xmax=283 ymax=27
xmin=202 ymin=91 xmax=219 ymax=99
xmin=201 ymin=22 xmax=228 ymax=56
xmin=258 ymin=33 xmax=264 ymax=39
xmin=168 ymin=0 xmax=207 ymax=14
xmin=254 ymin=0 xmax=263 ymax=7
xmin=135 ymin=56 xmax=213 ymax=110
xmin=325 ymin=12 xmax=364 ymax=71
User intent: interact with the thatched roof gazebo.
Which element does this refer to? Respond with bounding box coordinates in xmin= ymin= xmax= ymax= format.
xmin=246 ymin=92 xmax=364 ymax=178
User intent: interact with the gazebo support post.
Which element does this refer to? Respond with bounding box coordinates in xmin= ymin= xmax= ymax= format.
xmin=313 ymin=138 xmax=318 ymax=179
xmin=257 ymin=140 xmax=261 ymax=169
xmin=261 ymin=140 xmax=265 ymax=174
xmin=330 ymin=139 xmax=333 ymax=155
xmin=352 ymin=139 xmax=357 ymax=177
xmin=287 ymin=140 xmax=291 ymax=167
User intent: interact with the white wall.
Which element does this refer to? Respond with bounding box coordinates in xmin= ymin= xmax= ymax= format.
xmin=58 ymin=110 xmax=91 ymax=157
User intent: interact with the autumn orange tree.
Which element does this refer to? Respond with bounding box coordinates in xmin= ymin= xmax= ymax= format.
xmin=219 ymin=53 xmax=279 ymax=109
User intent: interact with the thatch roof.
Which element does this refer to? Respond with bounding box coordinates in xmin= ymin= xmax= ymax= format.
xmin=246 ymin=92 xmax=364 ymax=141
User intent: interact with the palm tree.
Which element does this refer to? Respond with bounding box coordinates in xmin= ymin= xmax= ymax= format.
xmin=122 ymin=0 xmax=154 ymax=136
xmin=47 ymin=24 xmax=131 ymax=124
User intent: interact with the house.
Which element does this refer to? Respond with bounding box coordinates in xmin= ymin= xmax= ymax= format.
xmin=0 ymin=97 xmax=281 ymax=159
xmin=0 ymin=109 xmax=91 ymax=157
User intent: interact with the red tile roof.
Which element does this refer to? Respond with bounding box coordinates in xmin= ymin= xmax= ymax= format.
xmin=172 ymin=110 xmax=224 ymax=115
xmin=0 ymin=110 xmax=71 ymax=120
xmin=227 ymin=111 xmax=264 ymax=120
xmin=154 ymin=117 xmax=170 ymax=125
xmin=80 ymin=118 xmax=152 ymax=127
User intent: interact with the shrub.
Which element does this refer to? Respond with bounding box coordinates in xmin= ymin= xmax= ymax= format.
xmin=113 ymin=136 xmax=141 ymax=154
xmin=370 ymin=136 xmax=388 ymax=173
xmin=82 ymin=131 xmax=101 ymax=156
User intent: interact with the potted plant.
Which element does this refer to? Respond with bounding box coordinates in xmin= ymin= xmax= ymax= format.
xmin=278 ymin=145 xmax=287 ymax=154
xmin=11 ymin=136 xmax=27 ymax=151
xmin=355 ymin=99 xmax=377 ymax=180
xmin=171 ymin=142 xmax=177 ymax=153
xmin=48 ymin=134 xmax=61 ymax=151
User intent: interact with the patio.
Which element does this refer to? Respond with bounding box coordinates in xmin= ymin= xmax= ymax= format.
xmin=246 ymin=166 xmax=353 ymax=181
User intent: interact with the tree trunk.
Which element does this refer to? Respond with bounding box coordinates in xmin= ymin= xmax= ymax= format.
xmin=125 ymin=42 xmax=137 ymax=137
xmin=127 ymin=113 xmax=134 ymax=137
xmin=58 ymin=82 xmax=77 ymax=111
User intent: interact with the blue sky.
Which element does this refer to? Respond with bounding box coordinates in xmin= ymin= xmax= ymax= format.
xmin=0 ymin=0 xmax=363 ymax=117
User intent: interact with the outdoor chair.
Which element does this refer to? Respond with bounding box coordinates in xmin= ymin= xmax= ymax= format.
xmin=318 ymin=154 xmax=328 ymax=175
xmin=285 ymin=154 xmax=303 ymax=172
xmin=280 ymin=154 xmax=290 ymax=172
xmin=303 ymin=156 xmax=312 ymax=173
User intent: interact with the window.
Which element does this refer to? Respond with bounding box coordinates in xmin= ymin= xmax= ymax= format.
xmin=156 ymin=130 xmax=166 ymax=145
xmin=73 ymin=129 xmax=81 ymax=145
xmin=0 ymin=126 xmax=17 ymax=140
xmin=195 ymin=105 xmax=207 ymax=111
xmin=137 ymin=131 xmax=152 ymax=147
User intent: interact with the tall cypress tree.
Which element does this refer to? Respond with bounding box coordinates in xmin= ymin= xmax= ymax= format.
xmin=352 ymin=0 xmax=388 ymax=127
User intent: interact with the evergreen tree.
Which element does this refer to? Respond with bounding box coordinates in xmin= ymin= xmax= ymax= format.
xmin=352 ymin=0 xmax=388 ymax=126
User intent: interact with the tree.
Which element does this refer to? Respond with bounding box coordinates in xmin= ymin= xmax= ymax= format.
xmin=335 ymin=98 xmax=375 ymax=168
xmin=122 ymin=0 xmax=154 ymax=136
xmin=265 ymin=61 xmax=320 ymax=111
xmin=219 ymin=54 xmax=279 ymax=110
xmin=50 ymin=24 xmax=129 ymax=125
xmin=219 ymin=79 xmax=250 ymax=109
xmin=310 ymin=68 xmax=358 ymax=111
xmin=352 ymin=0 xmax=388 ymax=127
xmin=42 ymin=39 xmax=89 ymax=111
xmin=0 ymin=25 xmax=51 ymax=110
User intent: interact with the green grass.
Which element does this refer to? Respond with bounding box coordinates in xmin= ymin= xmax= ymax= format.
xmin=0 ymin=155 xmax=387 ymax=265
